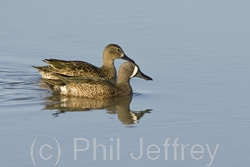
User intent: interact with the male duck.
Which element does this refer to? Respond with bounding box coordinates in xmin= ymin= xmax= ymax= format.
xmin=43 ymin=62 xmax=152 ymax=99
xmin=33 ymin=44 xmax=135 ymax=81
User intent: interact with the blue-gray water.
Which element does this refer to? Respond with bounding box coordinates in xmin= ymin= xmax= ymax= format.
xmin=1 ymin=1 xmax=250 ymax=166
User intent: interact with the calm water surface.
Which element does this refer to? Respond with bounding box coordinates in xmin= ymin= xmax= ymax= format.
xmin=1 ymin=1 xmax=250 ymax=166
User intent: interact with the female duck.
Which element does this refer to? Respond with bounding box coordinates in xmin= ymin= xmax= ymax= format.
xmin=43 ymin=62 xmax=152 ymax=99
xmin=33 ymin=44 xmax=135 ymax=81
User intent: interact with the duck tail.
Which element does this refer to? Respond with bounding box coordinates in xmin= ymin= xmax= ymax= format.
xmin=32 ymin=65 xmax=42 ymax=71
xmin=42 ymin=78 xmax=66 ymax=92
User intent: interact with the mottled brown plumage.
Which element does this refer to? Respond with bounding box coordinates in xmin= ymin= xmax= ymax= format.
xmin=43 ymin=62 xmax=152 ymax=99
xmin=33 ymin=44 xmax=135 ymax=81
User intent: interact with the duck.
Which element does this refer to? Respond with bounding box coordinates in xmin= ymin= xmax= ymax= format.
xmin=42 ymin=62 xmax=152 ymax=99
xmin=33 ymin=44 xmax=135 ymax=81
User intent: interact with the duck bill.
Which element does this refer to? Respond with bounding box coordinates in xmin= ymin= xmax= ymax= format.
xmin=121 ymin=54 xmax=135 ymax=64
xmin=135 ymin=70 xmax=153 ymax=81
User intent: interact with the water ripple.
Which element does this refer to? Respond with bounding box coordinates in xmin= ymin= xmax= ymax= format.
xmin=0 ymin=66 xmax=46 ymax=107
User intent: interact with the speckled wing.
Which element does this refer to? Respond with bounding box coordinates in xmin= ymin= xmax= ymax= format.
xmin=43 ymin=59 xmax=105 ymax=78
xmin=54 ymin=73 xmax=106 ymax=84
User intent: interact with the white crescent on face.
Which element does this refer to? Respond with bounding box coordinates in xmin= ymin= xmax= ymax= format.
xmin=130 ymin=66 xmax=138 ymax=78
xmin=130 ymin=111 xmax=138 ymax=123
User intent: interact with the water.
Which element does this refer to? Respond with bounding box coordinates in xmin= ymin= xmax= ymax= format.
xmin=1 ymin=0 xmax=250 ymax=166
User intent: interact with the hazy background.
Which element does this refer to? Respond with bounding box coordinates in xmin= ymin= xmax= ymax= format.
xmin=0 ymin=0 xmax=250 ymax=166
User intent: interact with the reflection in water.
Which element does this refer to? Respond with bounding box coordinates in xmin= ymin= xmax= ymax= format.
xmin=43 ymin=93 xmax=152 ymax=126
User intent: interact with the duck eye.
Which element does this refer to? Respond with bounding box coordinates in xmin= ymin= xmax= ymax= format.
xmin=117 ymin=48 xmax=121 ymax=52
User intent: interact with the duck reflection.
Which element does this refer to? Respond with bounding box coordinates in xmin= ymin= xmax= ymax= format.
xmin=43 ymin=93 xmax=152 ymax=126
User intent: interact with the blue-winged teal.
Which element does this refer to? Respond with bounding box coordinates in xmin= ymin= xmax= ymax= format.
xmin=45 ymin=94 xmax=151 ymax=125
xmin=33 ymin=44 xmax=135 ymax=81
xmin=43 ymin=62 xmax=152 ymax=99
